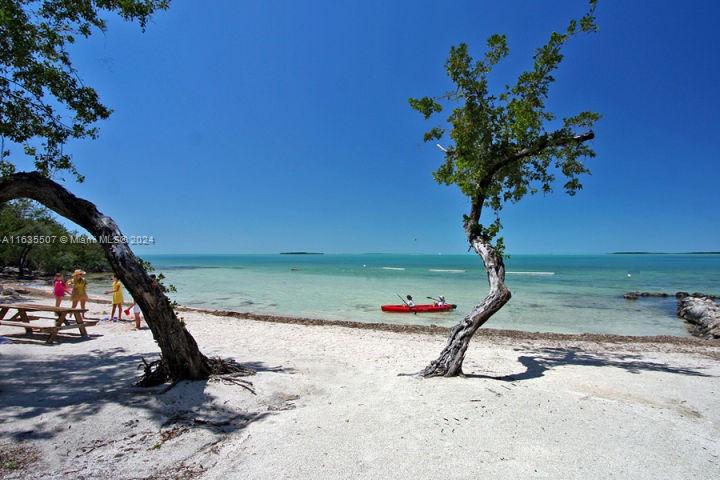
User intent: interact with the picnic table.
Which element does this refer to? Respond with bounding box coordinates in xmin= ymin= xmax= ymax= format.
xmin=0 ymin=303 xmax=96 ymax=344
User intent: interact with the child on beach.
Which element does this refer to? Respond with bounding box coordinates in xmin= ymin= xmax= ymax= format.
xmin=53 ymin=273 xmax=67 ymax=307
xmin=67 ymin=269 xmax=88 ymax=318
xmin=105 ymin=275 xmax=124 ymax=321
xmin=124 ymin=302 xmax=143 ymax=330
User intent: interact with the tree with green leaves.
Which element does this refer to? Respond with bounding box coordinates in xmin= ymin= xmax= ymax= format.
xmin=409 ymin=1 xmax=600 ymax=377
xmin=0 ymin=0 xmax=214 ymax=382
xmin=0 ymin=199 xmax=109 ymax=275
xmin=0 ymin=199 xmax=59 ymax=276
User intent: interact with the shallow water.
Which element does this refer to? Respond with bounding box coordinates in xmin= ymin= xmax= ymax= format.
xmin=89 ymin=254 xmax=720 ymax=337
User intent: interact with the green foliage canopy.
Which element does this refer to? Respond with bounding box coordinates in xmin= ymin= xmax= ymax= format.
xmin=0 ymin=199 xmax=109 ymax=274
xmin=0 ymin=0 xmax=169 ymax=180
xmin=410 ymin=1 xmax=600 ymax=249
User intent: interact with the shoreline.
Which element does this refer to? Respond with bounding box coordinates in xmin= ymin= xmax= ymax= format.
xmin=6 ymin=284 xmax=720 ymax=354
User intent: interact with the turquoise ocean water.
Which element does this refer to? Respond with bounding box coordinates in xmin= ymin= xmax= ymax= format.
xmin=95 ymin=254 xmax=720 ymax=337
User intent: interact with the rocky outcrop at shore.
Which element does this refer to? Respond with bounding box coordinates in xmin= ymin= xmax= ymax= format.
xmin=623 ymin=291 xmax=672 ymax=300
xmin=677 ymin=295 xmax=720 ymax=339
xmin=623 ymin=291 xmax=720 ymax=339
xmin=623 ymin=291 xmax=718 ymax=300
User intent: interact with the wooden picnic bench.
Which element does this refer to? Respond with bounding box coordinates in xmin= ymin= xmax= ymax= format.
xmin=0 ymin=303 xmax=96 ymax=344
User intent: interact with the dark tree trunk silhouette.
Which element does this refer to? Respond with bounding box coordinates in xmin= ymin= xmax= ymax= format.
xmin=0 ymin=172 xmax=210 ymax=380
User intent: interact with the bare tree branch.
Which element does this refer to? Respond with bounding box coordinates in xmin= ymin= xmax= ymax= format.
xmin=505 ymin=130 xmax=595 ymax=164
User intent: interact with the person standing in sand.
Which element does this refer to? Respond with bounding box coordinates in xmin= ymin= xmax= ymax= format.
xmin=67 ymin=269 xmax=88 ymax=318
xmin=105 ymin=275 xmax=124 ymax=321
xmin=124 ymin=302 xmax=143 ymax=330
xmin=53 ymin=273 xmax=67 ymax=307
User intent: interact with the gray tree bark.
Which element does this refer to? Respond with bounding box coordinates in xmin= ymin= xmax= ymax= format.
xmin=420 ymin=236 xmax=511 ymax=377
xmin=419 ymin=132 xmax=594 ymax=378
xmin=0 ymin=172 xmax=210 ymax=380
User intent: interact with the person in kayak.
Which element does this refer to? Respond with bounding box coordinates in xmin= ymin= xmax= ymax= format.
xmin=406 ymin=295 xmax=415 ymax=307
xmin=435 ymin=295 xmax=447 ymax=306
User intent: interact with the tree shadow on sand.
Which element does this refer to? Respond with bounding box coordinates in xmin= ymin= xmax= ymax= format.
xmin=0 ymin=346 xmax=293 ymax=442
xmin=465 ymin=347 xmax=713 ymax=381
xmin=0 ymin=331 xmax=102 ymax=346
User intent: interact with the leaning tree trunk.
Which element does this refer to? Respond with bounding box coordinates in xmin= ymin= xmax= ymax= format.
xmin=0 ymin=172 xmax=210 ymax=380
xmin=420 ymin=236 xmax=511 ymax=377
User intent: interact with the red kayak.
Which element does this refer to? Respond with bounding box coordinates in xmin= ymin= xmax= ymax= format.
xmin=381 ymin=304 xmax=457 ymax=313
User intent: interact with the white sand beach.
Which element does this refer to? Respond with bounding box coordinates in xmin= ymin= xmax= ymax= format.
xmin=1 ymin=296 xmax=719 ymax=479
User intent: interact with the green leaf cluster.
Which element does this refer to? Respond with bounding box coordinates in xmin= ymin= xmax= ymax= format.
xmin=0 ymin=199 xmax=110 ymax=274
xmin=138 ymin=256 xmax=176 ymax=294
xmin=410 ymin=1 xmax=600 ymax=247
xmin=0 ymin=0 xmax=169 ymax=180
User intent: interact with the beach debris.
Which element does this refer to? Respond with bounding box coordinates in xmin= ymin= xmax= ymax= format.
xmin=147 ymin=462 xmax=205 ymax=479
xmin=149 ymin=426 xmax=190 ymax=450
xmin=0 ymin=442 xmax=40 ymax=474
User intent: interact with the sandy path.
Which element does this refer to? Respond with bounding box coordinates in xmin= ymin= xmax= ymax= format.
xmin=1 ymin=297 xmax=719 ymax=479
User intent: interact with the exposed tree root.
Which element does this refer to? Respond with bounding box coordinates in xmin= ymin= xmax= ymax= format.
xmin=206 ymin=357 xmax=256 ymax=394
xmin=137 ymin=358 xmax=170 ymax=388
xmin=137 ymin=356 xmax=256 ymax=393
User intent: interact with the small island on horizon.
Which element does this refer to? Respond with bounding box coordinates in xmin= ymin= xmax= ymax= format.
xmin=280 ymin=252 xmax=324 ymax=255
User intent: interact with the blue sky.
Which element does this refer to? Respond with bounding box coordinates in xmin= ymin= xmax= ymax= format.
xmin=30 ymin=0 xmax=719 ymax=254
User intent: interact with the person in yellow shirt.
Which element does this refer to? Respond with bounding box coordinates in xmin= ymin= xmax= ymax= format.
xmin=68 ymin=269 xmax=89 ymax=318
xmin=104 ymin=275 xmax=124 ymax=321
